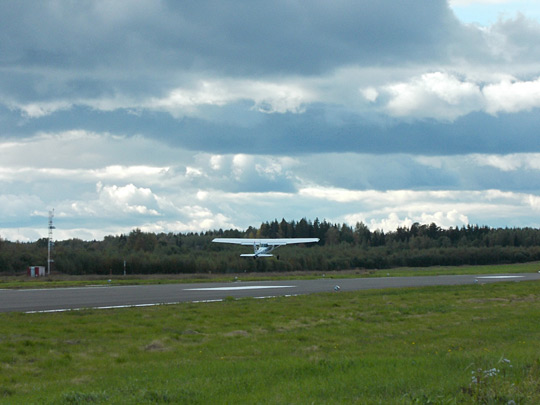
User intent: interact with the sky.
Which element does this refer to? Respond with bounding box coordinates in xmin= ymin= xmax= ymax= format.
xmin=1 ymin=0 xmax=540 ymax=242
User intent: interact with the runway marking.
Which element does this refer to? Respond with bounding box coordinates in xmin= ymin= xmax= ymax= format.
xmin=25 ymin=300 xmax=224 ymax=314
xmin=184 ymin=285 xmax=295 ymax=291
xmin=16 ymin=285 xmax=140 ymax=292
xmin=25 ymin=302 xmax=170 ymax=313
xmin=476 ymin=276 xmax=524 ymax=279
xmin=23 ymin=295 xmax=290 ymax=314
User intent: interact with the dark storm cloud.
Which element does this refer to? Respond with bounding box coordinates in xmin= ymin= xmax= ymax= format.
xmin=3 ymin=102 xmax=539 ymax=156
xmin=0 ymin=1 xmax=468 ymax=88
xmin=154 ymin=108 xmax=540 ymax=155
xmin=161 ymin=0 xmax=465 ymax=72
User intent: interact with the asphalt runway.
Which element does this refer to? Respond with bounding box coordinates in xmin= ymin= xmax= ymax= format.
xmin=1 ymin=273 xmax=539 ymax=313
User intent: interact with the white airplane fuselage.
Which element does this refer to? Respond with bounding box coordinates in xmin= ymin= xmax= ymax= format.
xmin=243 ymin=243 xmax=276 ymax=257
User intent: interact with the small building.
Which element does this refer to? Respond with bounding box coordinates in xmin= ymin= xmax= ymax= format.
xmin=28 ymin=266 xmax=46 ymax=277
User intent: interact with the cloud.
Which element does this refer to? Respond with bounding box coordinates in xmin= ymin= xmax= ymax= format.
xmin=379 ymin=72 xmax=540 ymax=120
xmin=95 ymin=182 xmax=161 ymax=216
xmin=305 ymin=186 xmax=538 ymax=231
xmin=147 ymin=79 xmax=314 ymax=117
xmin=2 ymin=1 xmax=540 ymax=241
xmin=344 ymin=211 xmax=469 ymax=232
xmin=9 ymin=69 xmax=540 ymax=126
xmin=450 ymin=1 xmax=512 ymax=5
xmin=472 ymin=153 xmax=540 ymax=171
xmin=2 ymin=2 xmax=539 ymax=154
xmin=484 ymin=77 xmax=540 ymax=114
xmin=12 ymin=100 xmax=73 ymax=118
xmin=486 ymin=13 xmax=540 ymax=60
xmin=0 ymin=194 xmax=44 ymax=221
xmin=384 ymin=72 xmax=483 ymax=120
xmin=0 ymin=1 xmax=461 ymax=90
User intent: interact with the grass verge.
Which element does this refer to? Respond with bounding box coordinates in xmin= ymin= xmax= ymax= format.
xmin=1 ymin=279 xmax=539 ymax=403
xmin=1 ymin=261 xmax=539 ymax=289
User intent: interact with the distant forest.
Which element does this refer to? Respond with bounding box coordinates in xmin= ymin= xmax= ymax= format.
xmin=3 ymin=218 xmax=540 ymax=274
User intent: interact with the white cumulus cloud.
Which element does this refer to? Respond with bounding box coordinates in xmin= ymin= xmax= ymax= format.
xmin=484 ymin=77 xmax=540 ymax=114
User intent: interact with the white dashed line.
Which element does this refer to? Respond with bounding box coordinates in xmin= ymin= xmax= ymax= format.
xmin=184 ymin=285 xmax=295 ymax=291
xmin=476 ymin=276 xmax=524 ymax=279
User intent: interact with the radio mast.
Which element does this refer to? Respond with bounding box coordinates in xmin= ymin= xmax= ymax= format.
xmin=48 ymin=209 xmax=55 ymax=275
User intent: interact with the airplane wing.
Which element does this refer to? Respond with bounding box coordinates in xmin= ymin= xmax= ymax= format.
xmin=212 ymin=238 xmax=319 ymax=246
xmin=240 ymin=254 xmax=274 ymax=257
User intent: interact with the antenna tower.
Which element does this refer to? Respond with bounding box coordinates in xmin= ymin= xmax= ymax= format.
xmin=48 ymin=209 xmax=55 ymax=275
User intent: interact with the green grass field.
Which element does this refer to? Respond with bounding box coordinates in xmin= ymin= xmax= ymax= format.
xmin=1 ymin=276 xmax=539 ymax=403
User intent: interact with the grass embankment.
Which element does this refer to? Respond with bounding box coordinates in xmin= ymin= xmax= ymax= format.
xmin=1 ymin=280 xmax=539 ymax=403
xmin=1 ymin=261 xmax=539 ymax=289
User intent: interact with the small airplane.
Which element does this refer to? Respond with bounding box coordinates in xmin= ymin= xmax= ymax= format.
xmin=212 ymin=238 xmax=320 ymax=258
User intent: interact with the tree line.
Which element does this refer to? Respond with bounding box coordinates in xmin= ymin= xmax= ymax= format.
xmin=2 ymin=219 xmax=540 ymax=275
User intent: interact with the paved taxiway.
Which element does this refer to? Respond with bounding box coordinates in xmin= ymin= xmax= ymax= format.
xmin=1 ymin=273 xmax=539 ymax=313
